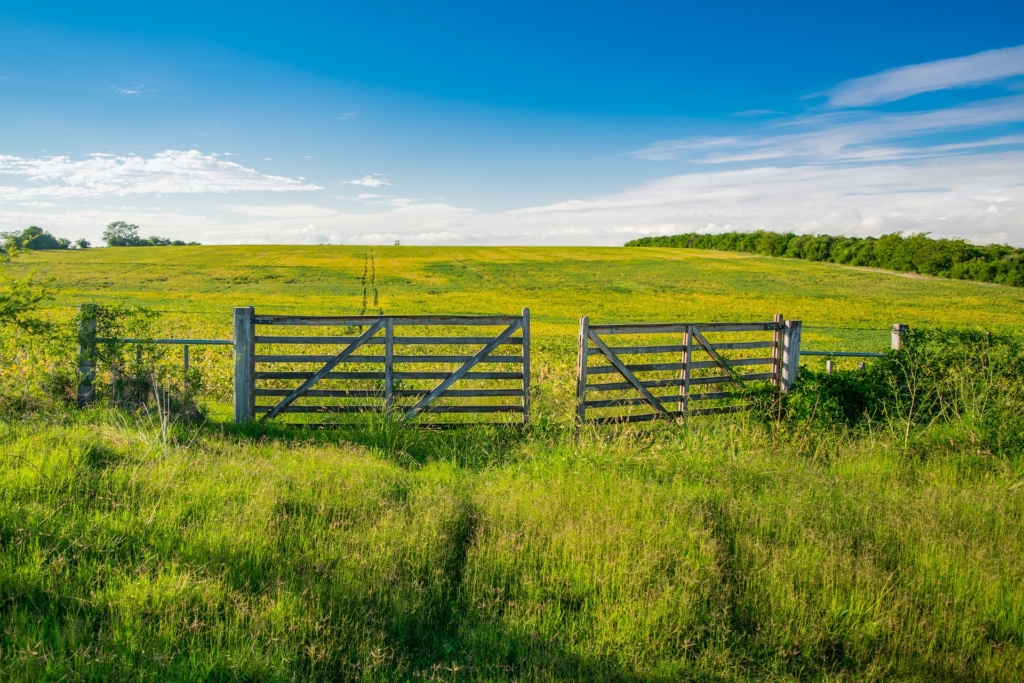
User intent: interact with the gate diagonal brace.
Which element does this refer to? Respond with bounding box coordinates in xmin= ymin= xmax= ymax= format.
xmin=261 ymin=320 xmax=385 ymax=421
xmin=691 ymin=329 xmax=746 ymax=388
xmin=403 ymin=318 xmax=522 ymax=421
xmin=588 ymin=330 xmax=671 ymax=416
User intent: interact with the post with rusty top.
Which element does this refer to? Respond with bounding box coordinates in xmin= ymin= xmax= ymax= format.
xmin=233 ymin=307 xmax=255 ymax=423
xmin=76 ymin=304 xmax=98 ymax=408
xmin=780 ymin=320 xmax=802 ymax=393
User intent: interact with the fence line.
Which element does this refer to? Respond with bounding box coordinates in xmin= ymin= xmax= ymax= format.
xmin=74 ymin=303 xmax=908 ymax=424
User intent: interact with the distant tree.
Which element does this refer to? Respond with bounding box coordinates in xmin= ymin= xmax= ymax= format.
xmin=2 ymin=226 xmax=71 ymax=251
xmin=103 ymin=221 xmax=142 ymax=247
xmin=101 ymin=221 xmax=198 ymax=247
xmin=75 ymin=238 xmax=91 ymax=249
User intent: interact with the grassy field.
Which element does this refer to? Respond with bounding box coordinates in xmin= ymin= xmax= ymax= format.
xmin=2 ymin=245 xmax=1023 ymax=681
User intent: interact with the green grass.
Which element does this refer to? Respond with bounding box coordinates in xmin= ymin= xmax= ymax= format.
xmin=2 ymin=245 xmax=1024 ymax=680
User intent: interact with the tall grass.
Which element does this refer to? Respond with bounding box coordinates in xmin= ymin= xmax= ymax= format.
xmin=2 ymin=409 xmax=1022 ymax=681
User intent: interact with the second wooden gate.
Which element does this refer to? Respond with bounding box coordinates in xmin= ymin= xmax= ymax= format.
xmin=575 ymin=315 xmax=801 ymax=425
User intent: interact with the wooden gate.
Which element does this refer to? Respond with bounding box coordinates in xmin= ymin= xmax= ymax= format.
xmin=575 ymin=315 xmax=801 ymax=426
xmin=233 ymin=308 xmax=529 ymax=426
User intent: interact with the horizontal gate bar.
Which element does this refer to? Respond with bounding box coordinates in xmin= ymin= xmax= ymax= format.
xmin=256 ymin=404 xmax=525 ymax=414
xmin=254 ymin=315 xmax=520 ymax=326
xmin=588 ymin=322 xmax=781 ymax=334
xmin=255 ymin=336 xmax=523 ymax=345
xmin=587 ymin=340 xmax=776 ymax=355
xmin=585 ymin=371 xmax=776 ymax=392
xmin=585 ymin=405 xmax=750 ymax=424
xmin=586 ymin=391 xmax=736 ymax=408
xmin=586 ymin=357 xmax=774 ymax=374
xmin=255 ymin=388 xmax=523 ymax=398
xmin=255 ymin=371 xmax=522 ymax=381
xmin=254 ymin=354 xmax=522 ymax=364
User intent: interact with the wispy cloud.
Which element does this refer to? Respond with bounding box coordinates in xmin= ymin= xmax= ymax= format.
xmin=0 ymin=150 xmax=321 ymax=199
xmin=827 ymin=44 xmax=1024 ymax=107
xmin=632 ymin=96 xmax=1024 ymax=164
xmin=345 ymin=174 xmax=390 ymax=187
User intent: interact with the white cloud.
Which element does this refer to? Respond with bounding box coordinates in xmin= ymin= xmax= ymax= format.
xmin=632 ymin=96 xmax=1024 ymax=164
xmin=0 ymin=150 xmax=321 ymax=199
xmin=64 ymin=152 xmax=1013 ymax=247
xmin=827 ymin=44 xmax=1024 ymax=107
xmin=345 ymin=174 xmax=390 ymax=187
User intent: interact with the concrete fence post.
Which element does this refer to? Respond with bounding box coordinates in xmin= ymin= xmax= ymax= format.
xmin=780 ymin=320 xmax=802 ymax=393
xmin=233 ymin=306 xmax=255 ymax=423
xmin=892 ymin=323 xmax=908 ymax=350
xmin=76 ymin=304 xmax=98 ymax=408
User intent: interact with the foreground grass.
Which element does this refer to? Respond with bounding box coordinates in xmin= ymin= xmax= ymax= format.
xmin=3 ymin=412 xmax=1022 ymax=681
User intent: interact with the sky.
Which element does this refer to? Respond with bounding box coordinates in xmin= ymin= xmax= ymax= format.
xmin=1 ymin=1 xmax=1023 ymax=247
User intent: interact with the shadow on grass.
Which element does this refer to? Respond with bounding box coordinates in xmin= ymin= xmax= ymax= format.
xmin=214 ymin=411 xmax=533 ymax=469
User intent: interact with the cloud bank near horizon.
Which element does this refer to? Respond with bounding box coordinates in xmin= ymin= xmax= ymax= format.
xmin=2 ymin=47 xmax=1023 ymax=247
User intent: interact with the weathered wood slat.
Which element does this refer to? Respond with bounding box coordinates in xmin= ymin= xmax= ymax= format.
xmin=587 ymin=362 xmax=687 ymax=374
xmin=256 ymin=405 xmax=381 ymax=413
xmin=395 ymin=388 xmax=523 ymax=398
xmin=586 ymin=378 xmax=685 ymax=391
xmin=586 ymin=390 xmax=738 ymax=409
xmin=255 ymin=336 xmax=523 ymax=345
xmin=392 ymin=355 xmax=523 ymax=363
xmin=690 ymin=371 xmax=775 ymax=385
xmin=586 ymin=371 xmax=775 ymax=392
xmin=393 ymin=371 xmax=523 ymax=380
xmin=587 ymin=340 xmax=775 ymax=356
xmin=290 ymin=422 xmax=519 ymax=430
xmin=255 ymin=388 xmax=523 ymax=398
xmin=256 ymin=404 xmax=523 ymax=414
xmin=256 ymin=370 xmax=521 ymax=381
xmin=256 ymin=371 xmax=386 ymax=380
xmin=586 ymin=357 xmax=775 ymax=375
xmin=417 ymin=405 xmax=524 ymax=414
xmin=254 ymin=354 xmax=523 ymax=364
xmin=585 ymin=404 xmax=749 ymax=424
xmin=688 ymin=357 xmax=774 ymax=368
xmin=256 ymin=355 xmax=385 ymax=363
xmin=588 ymin=321 xmax=781 ymax=334
xmin=256 ymin=389 xmax=384 ymax=398
xmin=255 ymin=315 xmax=519 ymax=326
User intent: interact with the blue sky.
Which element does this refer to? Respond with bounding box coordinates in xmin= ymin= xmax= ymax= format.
xmin=1 ymin=1 xmax=1023 ymax=246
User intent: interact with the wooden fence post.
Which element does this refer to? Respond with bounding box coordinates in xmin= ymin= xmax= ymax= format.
xmin=384 ymin=317 xmax=394 ymax=411
xmin=781 ymin=320 xmax=802 ymax=393
xmin=892 ymin=323 xmax=908 ymax=350
xmin=575 ymin=316 xmax=589 ymax=429
xmin=772 ymin=312 xmax=784 ymax=387
xmin=521 ymin=308 xmax=530 ymax=426
xmin=233 ymin=307 xmax=255 ymax=423
xmin=76 ymin=304 xmax=97 ymax=408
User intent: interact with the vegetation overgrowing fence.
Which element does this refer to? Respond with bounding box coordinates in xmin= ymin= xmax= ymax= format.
xmin=74 ymin=304 xmax=911 ymax=428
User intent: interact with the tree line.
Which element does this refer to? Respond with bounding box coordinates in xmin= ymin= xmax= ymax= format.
xmin=1 ymin=221 xmax=199 ymax=251
xmin=626 ymin=231 xmax=1024 ymax=287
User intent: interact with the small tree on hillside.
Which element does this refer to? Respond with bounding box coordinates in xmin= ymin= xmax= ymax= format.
xmin=103 ymin=221 xmax=141 ymax=247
